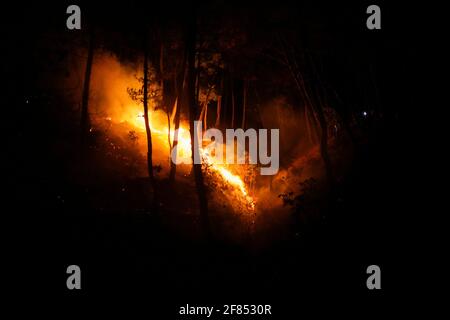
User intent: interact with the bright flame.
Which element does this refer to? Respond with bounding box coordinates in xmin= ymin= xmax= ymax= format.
xmin=116 ymin=108 xmax=255 ymax=211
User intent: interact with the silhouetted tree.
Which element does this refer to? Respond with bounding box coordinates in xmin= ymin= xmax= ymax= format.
xmin=278 ymin=35 xmax=335 ymax=189
xmin=187 ymin=11 xmax=210 ymax=238
xmin=169 ymin=31 xmax=188 ymax=182
xmin=142 ymin=33 xmax=156 ymax=190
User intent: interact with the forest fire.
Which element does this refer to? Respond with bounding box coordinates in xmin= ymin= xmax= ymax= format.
xmin=114 ymin=109 xmax=256 ymax=211
xmin=7 ymin=1 xmax=408 ymax=304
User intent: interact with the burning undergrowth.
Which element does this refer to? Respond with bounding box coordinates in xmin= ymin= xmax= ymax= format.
xmin=62 ymin=51 xmax=352 ymax=240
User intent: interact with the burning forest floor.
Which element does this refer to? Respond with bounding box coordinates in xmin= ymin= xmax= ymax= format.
xmin=60 ymin=122 xmax=354 ymax=249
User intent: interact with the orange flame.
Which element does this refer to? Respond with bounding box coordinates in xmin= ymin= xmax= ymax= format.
xmin=119 ymin=109 xmax=255 ymax=211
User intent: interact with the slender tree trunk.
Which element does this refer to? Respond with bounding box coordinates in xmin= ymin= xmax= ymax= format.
xmin=198 ymin=85 xmax=213 ymax=130
xmin=195 ymin=53 xmax=200 ymax=107
xmin=81 ymin=27 xmax=94 ymax=146
xmin=187 ymin=14 xmax=210 ymax=238
xmin=159 ymin=42 xmax=172 ymax=152
xmin=204 ymin=102 xmax=208 ymax=130
xmin=166 ymin=112 xmax=172 ymax=150
xmin=298 ymin=73 xmax=333 ymax=188
xmin=143 ymin=32 xmax=156 ymax=195
xmin=298 ymin=75 xmax=333 ymax=186
xmin=306 ymin=55 xmax=334 ymax=188
xmin=278 ymin=34 xmax=334 ymax=188
xmin=215 ymin=76 xmax=223 ymax=127
xmin=170 ymin=74 xmax=178 ymax=124
xmin=169 ymin=97 xmax=180 ymax=182
xmin=282 ymin=43 xmax=333 ymax=188
xmin=313 ymin=98 xmax=334 ymax=189
xmin=301 ymin=77 xmax=333 ymax=189
xmin=215 ymin=96 xmax=221 ymax=128
xmin=169 ymin=46 xmax=188 ymax=182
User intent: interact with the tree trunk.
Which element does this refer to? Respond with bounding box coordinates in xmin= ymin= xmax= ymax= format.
xmin=198 ymin=85 xmax=212 ymax=129
xmin=195 ymin=53 xmax=200 ymax=107
xmin=159 ymin=42 xmax=172 ymax=152
xmin=169 ymin=45 xmax=188 ymax=182
xmin=80 ymin=27 xmax=94 ymax=146
xmin=204 ymin=101 xmax=208 ymax=130
xmin=187 ymin=13 xmax=210 ymax=238
xmin=301 ymin=78 xmax=333 ymax=189
xmin=215 ymin=96 xmax=222 ymax=128
xmin=277 ymin=34 xmax=334 ymax=189
xmin=298 ymin=70 xmax=334 ymax=188
xmin=166 ymin=111 xmax=172 ymax=150
xmin=313 ymin=98 xmax=334 ymax=189
xmin=298 ymin=73 xmax=333 ymax=187
xmin=282 ymin=41 xmax=333 ymax=188
xmin=306 ymin=55 xmax=334 ymax=189
xmin=169 ymin=97 xmax=180 ymax=182
xmin=215 ymin=76 xmax=223 ymax=128
xmin=143 ymin=32 xmax=156 ymax=195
